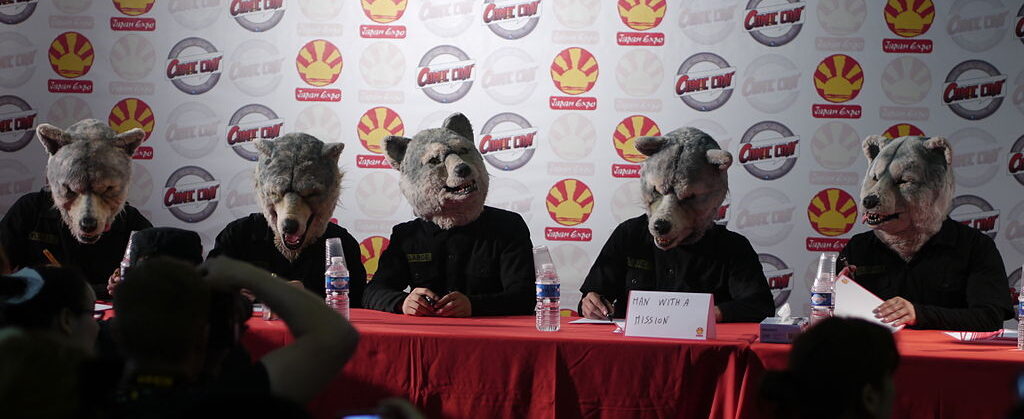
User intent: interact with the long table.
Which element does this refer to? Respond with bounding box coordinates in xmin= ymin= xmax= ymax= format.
xmin=241 ymin=309 xmax=1023 ymax=419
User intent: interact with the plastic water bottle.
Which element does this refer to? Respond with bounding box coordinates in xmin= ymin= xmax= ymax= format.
xmin=325 ymin=238 xmax=350 ymax=319
xmin=119 ymin=230 xmax=138 ymax=279
xmin=536 ymin=262 xmax=560 ymax=332
xmin=1017 ymin=268 xmax=1024 ymax=350
xmin=809 ymin=252 xmax=837 ymax=325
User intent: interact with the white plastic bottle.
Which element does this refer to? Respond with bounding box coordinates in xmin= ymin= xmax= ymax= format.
xmin=325 ymin=238 xmax=350 ymax=319
xmin=536 ymin=262 xmax=560 ymax=332
xmin=809 ymin=252 xmax=837 ymax=325
xmin=1017 ymin=270 xmax=1024 ymax=350
xmin=119 ymin=230 xmax=138 ymax=278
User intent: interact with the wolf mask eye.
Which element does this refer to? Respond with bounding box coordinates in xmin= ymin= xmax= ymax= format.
xmin=63 ymin=185 xmax=78 ymax=199
xmin=428 ymin=156 xmax=441 ymax=165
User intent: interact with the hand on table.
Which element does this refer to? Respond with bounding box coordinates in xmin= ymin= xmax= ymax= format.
xmin=106 ymin=268 xmax=121 ymax=297
xmin=435 ymin=291 xmax=471 ymax=317
xmin=402 ymin=288 xmax=440 ymax=316
xmin=581 ymin=292 xmax=614 ymax=320
xmin=874 ymin=297 xmax=916 ymax=328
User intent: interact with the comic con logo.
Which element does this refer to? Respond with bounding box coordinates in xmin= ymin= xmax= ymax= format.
xmin=676 ymin=53 xmax=735 ymax=112
xmin=0 ymin=95 xmax=36 ymax=152
xmin=947 ymin=0 xmax=1012 ymax=53
xmin=739 ymin=121 xmax=799 ymax=180
xmin=816 ymin=0 xmax=866 ymax=36
xmin=417 ymin=45 xmax=475 ymax=103
xmin=227 ymin=104 xmax=284 ymax=161
xmin=760 ymin=253 xmax=794 ymax=308
xmin=0 ymin=32 xmax=36 ymax=88
xmin=546 ymin=178 xmax=594 ymax=226
xmin=814 ymin=54 xmax=863 ymax=103
xmin=483 ymin=0 xmax=541 ymax=39
xmin=884 ymin=0 xmax=934 ymax=37
xmin=617 ymin=0 xmax=666 ymax=30
xmin=481 ymin=47 xmax=538 ymax=105
xmin=808 ymin=188 xmax=857 ymax=236
xmin=550 ymin=47 xmax=598 ymax=95
xmin=296 ymin=39 xmax=342 ymax=87
xmin=0 ymin=0 xmax=37 ymax=24
xmin=49 ymin=32 xmax=94 ymax=78
xmin=744 ymin=0 xmax=806 ymax=47
xmin=163 ymin=166 xmax=221 ymax=223
xmin=114 ymin=0 xmax=155 ymax=16
xmin=166 ymin=37 xmax=223 ymax=95
xmin=678 ymin=0 xmax=739 ymax=45
xmin=479 ymin=112 xmax=537 ymax=171
xmin=613 ymin=115 xmax=659 ymax=163
xmin=108 ymin=98 xmax=155 ymax=142
xmin=166 ymin=101 xmax=221 ymax=160
xmin=229 ymin=39 xmax=284 ymax=97
xmin=0 ymin=159 xmax=34 ymax=214
xmin=224 ymin=169 xmax=259 ymax=218
xmin=882 ymin=123 xmax=924 ymax=139
xmin=943 ymin=60 xmax=1006 ymax=120
xmin=811 ymin=122 xmax=859 ymax=171
xmin=230 ymin=0 xmax=285 ymax=32
xmin=111 ymin=35 xmax=156 ymax=81
xmin=362 ymin=0 xmax=407 ymax=23
xmin=1010 ymin=134 xmax=1024 ymax=186
xmin=419 ymin=0 xmax=476 ymax=38
xmin=360 ymin=236 xmax=390 ymax=281
xmin=1005 ymin=200 xmax=1024 ymax=255
xmin=733 ymin=187 xmax=795 ymax=247
xmin=950 ymin=194 xmax=1000 ymax=238
xmin=487 ymin=177 xmax=534 ymax=221
xmin=1017 ymin=3 xmax=1024 ymax=45
xmin=949 ymin=127 xmax=1001 ymax=188
xmin=741 ymin=54 xmax=800 ymax=114
xmin=357 ymin=106 xmax=403 ymax=154
xmin=881 ymin=56 xmax=931 ymax=105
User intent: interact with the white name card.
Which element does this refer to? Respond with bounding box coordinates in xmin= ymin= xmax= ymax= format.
xmin=624 ymin=291 xmax=717 ymax=340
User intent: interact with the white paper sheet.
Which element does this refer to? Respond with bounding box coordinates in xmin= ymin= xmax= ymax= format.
xmin=95 ymin=303 xmax=113 ymax=311
xmin=569 ymin=318 xmax=620 ymax=324
xmin=833 ymin=275 xmax=903 ymax=332
xmin=944 ymin=329 xmax=1018 ymax=342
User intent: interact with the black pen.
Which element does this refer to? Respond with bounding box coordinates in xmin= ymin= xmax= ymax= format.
xmin=601 ymin=297 xmax=615 ymax=323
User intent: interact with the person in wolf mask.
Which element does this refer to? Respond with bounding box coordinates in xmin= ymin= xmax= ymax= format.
xmin=838 ymin=136 xmax=1012 ymax=331
xmin=578 ymin=127 xmax=774 ymax=322
xmin=362 ymin=113 xmax=535 ymax=317
xmin=208 ymin=133 xmax=366 ymax=303
xmin=0 ymin=120 xmax=153 ymax=299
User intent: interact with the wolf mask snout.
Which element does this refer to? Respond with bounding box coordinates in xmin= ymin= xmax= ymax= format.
xmin=862 ymin=194 xmax=880 ymax=210
xmin=652 ymin=219 xmax=671 ymax=235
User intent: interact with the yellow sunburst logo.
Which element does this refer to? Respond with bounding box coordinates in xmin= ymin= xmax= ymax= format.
xmin=48 ymin=32 xmax=94 ymax=79
xmin=546 ymin=179 xmax=595 ymax=226
xmin=113 ymin=0 xmax=155 ymax=16
xmin=882 ymin=123 xmax=924 ymax=139
xmin=808 ymin=188 xmax=857 ymax=237
xmin=108 ymin=98 xmax=155 ymax=141
xmin=884 ymin=0 xmax=934 ymax=38
xmin=613 ymin=115 xmax=660 ymax=163
xmin=357 ymin=107 xmax=404 ymax=155
xmin=361 ymin=0 xmax=408 ymax=24
xmin=617 ymin=0 xmax=666 ymax=31
xmin=359 ymin=236 xmax=390 ymax=281
xmin=813 ymin=54 xmax=864 ymax=103
xmin=296 ymin=39 xmax=343 ymax=87
xmin=550 ymin=47 xmax=599 ymax=96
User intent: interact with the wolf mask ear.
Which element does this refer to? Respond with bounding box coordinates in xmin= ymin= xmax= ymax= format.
xmin=113 ymin=128 xmax=145 ymax=156
xmin=37 ymin=124 xmax=71 ymax=155
xmin=442 ymin=113 xmax=473 ymax=140
xmin=383 ymin=135 xmax=411 ymax=170
xmin=923 ymin=136 xmax=952 ymax=166
xmin=706 ymin=149 xmax=733 ymax=171
xmin=254 ymin=139 xmax=276 ymax=159
xmin=862 ymin=135 xmax=889 ymax=162
xmin=322 ymin=142 xmax=344 ymax=164
xmin=635 ymin=136 xmax=668 ymax=157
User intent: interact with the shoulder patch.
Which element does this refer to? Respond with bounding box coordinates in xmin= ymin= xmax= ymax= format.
xmin=406 ymin=253 xmax=433 ymax=263
xmin=29 ymin=231 xmax=59 ymax=245
xmin=855 ymin=265 xmax=886 ymax=276
xmin=626 ymin=257 xmax=652 ymax=271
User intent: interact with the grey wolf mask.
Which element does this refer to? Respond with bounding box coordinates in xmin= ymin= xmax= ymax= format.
xmin=860 ymin=135 xmax=953 ymax=261
xmin=36 ymin=119 xmax=144 ymax=244
xmin=382 ymin=113 xmax=489 ymax=229
xmin=254 ymin=133 xmax=344 ymax=261
xmin=635 ymin=127 xmax=732 ymax=250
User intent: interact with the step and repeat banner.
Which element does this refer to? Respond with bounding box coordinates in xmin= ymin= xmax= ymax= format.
xmin=2 ymin=0 xmax=1023 ymax=317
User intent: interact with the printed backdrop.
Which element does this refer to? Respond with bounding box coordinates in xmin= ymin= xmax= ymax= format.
xmin=2 ymin=0 xmax=1023 ymax=320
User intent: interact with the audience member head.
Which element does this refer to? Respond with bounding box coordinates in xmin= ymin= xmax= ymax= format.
xmin=0 ymin=266 xmax=98 ymax=354
xmin=0 ymin=328 xmax=90 ymax=419
xmin=114 ymin=257 xmax=211 ymax=379
xmin=129 ymin=227 xmax=204 ymax=266
xmin=761 ymin=317 xmax=900 ymax=419
xmin=0 ymin=245 xmax=10 ymax=274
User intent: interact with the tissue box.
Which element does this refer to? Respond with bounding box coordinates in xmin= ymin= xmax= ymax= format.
xmin=759 ymin=317 xmax=808 ymax=344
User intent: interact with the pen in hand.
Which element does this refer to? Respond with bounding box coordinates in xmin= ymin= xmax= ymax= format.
xmin=601 ymin=297 xmax=615 ymax=322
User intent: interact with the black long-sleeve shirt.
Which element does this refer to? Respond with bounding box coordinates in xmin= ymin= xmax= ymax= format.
xmin=208 ymin=213 xmax=366 ymax=307
xmin=579 ymin=215 xmax=774 ymax=323
xmin=0 ymin=190 xmax=152 ymax=299
xmin=362 ymin=206 xmax=535 ymax=316
xmin=838 ymin=218 xmax=1013 ymax=332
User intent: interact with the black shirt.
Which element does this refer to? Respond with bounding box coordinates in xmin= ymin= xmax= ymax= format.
xmin=838 ymin=218 xmax=1013 ymax=331
xmin=362 ymin=206 xmax=535 ymax=316
xmin=579 ymin=215 xmax=774 ymax=323
xmin=0 ymin=190 xmax=152 ymax=299
xmin=208 ymin=213 xmax=366 ymax=306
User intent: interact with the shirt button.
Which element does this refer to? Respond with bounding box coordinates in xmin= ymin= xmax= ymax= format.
xmin=667 ymin=269 xmax=675 ymax=275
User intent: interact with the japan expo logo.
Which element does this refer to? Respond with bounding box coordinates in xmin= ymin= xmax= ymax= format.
xmin=817 ymin=0 xmax=866 ymax=36
xmin=811 ymin=122 xmax=859 ymax=171
xmin=114 ymin=0 xmax=155 ymax=16
xmin=551 ymin=47 xmax=598 ymax=96
xmin=881 ymin=57 xmax=931 ymax=105
xmin=362 ymin=0 xmax=407 ymax=23
xmin=813 ymin=54 xmax=863 ymax=103
xmin=111 ymin=35 xmax=156 ymax=81
xmin=109 ymin=98 xmax=155 ymax=142
xmin=546 ymin=179 xmax=594 ymax=226
xmin=0 ymin=0 xmax=36 ymax=24
xmin=882 ymin=123 xmax=923 ymax=139
xmin=296 ymin=39 xmax=342 ymax=87
xmin=48 ymin=32 xmax=94 ymax=79
xmin=357 ymin=106 xmax=403 ymax=154
xmin=360 ymin=236 xmax=390 ymax=281
xmin=808 ymin=188 xmax=857 ymax=236
xmin=884 ymin=0 xmax=934 ymax=37
xmin=613 ymin=115 xmax=660 ymax=163
xmin=617 ymin=0 xmax=666 ymax=31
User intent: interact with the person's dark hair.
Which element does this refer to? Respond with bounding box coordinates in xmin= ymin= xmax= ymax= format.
xmin=0 ymin=329 xmax=90 ymax=419
xmin=114 ymin=257 xmax=211 ymax=364
xmin=0 ymin=266 xmax=91 ymax=330
xmin=760 ymin=317 xmax=900 ymax=419
xmin=129 ymin=227 xmax=204 ymax=266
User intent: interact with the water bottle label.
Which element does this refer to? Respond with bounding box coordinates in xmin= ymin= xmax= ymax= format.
xmin=810 ymin=292 xmax=833 ymax=308
xmin=1018 ymin=302 xmax=1024 ymax=318
xmin=326 ymin=275 xmax=350 ymax=291
xmin=536 ymin=283 xmax=560 ymax=299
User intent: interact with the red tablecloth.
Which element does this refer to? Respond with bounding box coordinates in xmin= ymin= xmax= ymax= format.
xmin=242 ymin=310 xmax=1024 ymax=419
